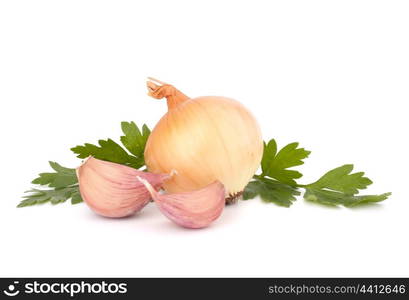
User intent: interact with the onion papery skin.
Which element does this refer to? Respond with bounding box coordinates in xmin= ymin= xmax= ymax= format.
xmin=144 ymin=96 xmax=263 ymax=197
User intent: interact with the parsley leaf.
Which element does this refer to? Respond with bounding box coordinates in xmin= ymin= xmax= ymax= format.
xmin=243 ymin=139 xmax=310 ymax=207
xmin=71 ymin=122 xmax=150 ymax=169
xmin=120 ymin=122 xmax=150 ymax=158
xmin=18 ymin=187 xmax=81 ymax=207
xmin=304 ymin=189 xmax=391 ymax=207
xmin=306 ymin=164 xmax=372 ymax=195
xmin=261 ymin=139 xmax=311 ymax=185
xmin=18 ymin=162 xmax=82 ymax=207
xmin=243 ymin=177 xmax=300 ymax=207
xmin=71 ymin=139 xmax=143 ymax=169
xmin=303 ymin=164 xmax=391 ymax=207
xmin=31 ymin=161 xmax=78 ymax=188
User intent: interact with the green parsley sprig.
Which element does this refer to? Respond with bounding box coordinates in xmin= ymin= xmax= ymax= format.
xmin=243 ymin=139 xmax=391 ymax=207
xmin=19 ymin=162 xmax=81 ymax=207
xmin=71 ymin=122 xmax=150 ymax=169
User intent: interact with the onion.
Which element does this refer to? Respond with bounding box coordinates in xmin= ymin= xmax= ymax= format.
xmin=144 ymin=78 xmax=263 ymax=202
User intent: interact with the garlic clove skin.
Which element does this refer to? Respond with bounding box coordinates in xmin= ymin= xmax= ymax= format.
xmin=77 ymin=157 xmax=169 ymax=218
xmin=137 ymin=177 xmax=225 ymax=229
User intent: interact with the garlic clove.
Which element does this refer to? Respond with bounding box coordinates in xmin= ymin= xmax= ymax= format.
xmin=137 ymin=177 xmax=225 ymax=229
xmin=77 ymin=157 xmax=169 ymax=218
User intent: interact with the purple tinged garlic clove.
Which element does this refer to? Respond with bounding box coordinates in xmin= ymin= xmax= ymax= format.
xmin=77 ymin=157 xmax=169 ymax=218
xmin=137 ymin=177 xmax=225 ymax=229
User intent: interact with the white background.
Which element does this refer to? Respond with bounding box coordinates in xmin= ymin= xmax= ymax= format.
xmin=0 ymin=0 xmax=408 ymax=277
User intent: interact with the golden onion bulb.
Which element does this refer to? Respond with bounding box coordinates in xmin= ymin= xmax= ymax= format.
xmin=144 ymin=78 xmax=263 ymax=202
